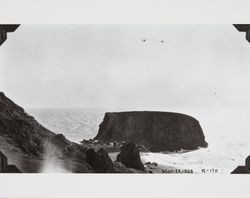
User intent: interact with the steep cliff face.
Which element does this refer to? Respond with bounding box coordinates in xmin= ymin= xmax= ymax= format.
xmin=0 ymin=92 xmax=93 ymax=173
xmin=95 ymin=111 xmax=208 ymax=152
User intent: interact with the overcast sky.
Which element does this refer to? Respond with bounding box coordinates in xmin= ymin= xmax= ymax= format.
xmin=1 ymin=25 xmax=250 ymax=109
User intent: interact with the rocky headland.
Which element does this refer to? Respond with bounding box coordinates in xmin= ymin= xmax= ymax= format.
xmin=94 ymin=111 xmax=208 ymax=152
xmin=0 ymin=92 xmax=145 ymax=173
xmin=0 ymin=92 xmax=208 ymax=173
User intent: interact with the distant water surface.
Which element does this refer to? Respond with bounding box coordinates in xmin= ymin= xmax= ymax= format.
xmin=27 ymin=108 xmax=104 ymax=142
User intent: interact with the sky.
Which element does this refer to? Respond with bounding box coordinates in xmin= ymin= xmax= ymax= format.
xmin=1 ymin=25 xmax=250 ymax=109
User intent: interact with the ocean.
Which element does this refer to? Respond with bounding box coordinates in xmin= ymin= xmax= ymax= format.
xmin=26 ymin=107 xmax=250 ymax=173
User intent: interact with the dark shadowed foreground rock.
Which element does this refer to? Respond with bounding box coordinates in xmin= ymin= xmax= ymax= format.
xmin=85 ymin=147 xmax=146 ymax=173
xmin=231 ymin=155 xmax=250 ymax=174
xmin=0 ymin=92 xmax=93 ymax=173
xmin=95 ymin=111 xmax=208 ymax=152
xmin=116 ymin=142 xmax=145 ymax=171
xmin=86 ymin=148 xmax=115 ymax=173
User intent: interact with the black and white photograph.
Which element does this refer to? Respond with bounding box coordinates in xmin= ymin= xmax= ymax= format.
xmin=1 ymin=0 xmax=250 ymax=196
xmin=1 ymin=24 xmax=250 ymax=175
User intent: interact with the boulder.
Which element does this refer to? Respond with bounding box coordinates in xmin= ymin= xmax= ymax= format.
xmin=95 ymin=111 xmax=208 ymax=152
xmin=86 ymin=148 xmax=115 ymax=173
xmin=116 ymin=142 xmax=145 ymax=171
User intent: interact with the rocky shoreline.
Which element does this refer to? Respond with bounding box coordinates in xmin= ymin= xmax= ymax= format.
xmin=0 ymin=92 xmax=150 ymax=173
xmin=0 ymin=92 xmax=209 ymax=173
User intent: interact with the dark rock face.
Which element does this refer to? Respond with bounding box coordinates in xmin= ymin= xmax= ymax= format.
xmin=116 ymin=142 xmax=145 ymax=171
xmin=86 ymin=148 xmax=115 ymax=173
xmin=231 ymin=155 xmax=250 ymax=174
xmin=0 ymin=92 xmax=47 ymax=157
xmin=0 ymin=92 xmax=93 ymax=173
xmin=95 ymin=111 xmax=208 ymax=152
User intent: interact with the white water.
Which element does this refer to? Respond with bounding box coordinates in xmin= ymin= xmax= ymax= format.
xmin=27 ymin=107 xmax=250 ymax=173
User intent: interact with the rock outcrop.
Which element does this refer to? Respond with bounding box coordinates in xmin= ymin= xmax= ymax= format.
xmin=95 ymin=111 xmax=208 ymax=152
xmin=86 ymin=148 xmax=115 ymax=173
xmin=116 ymin=142 xmax=145 ymax=171
xmin=0 ymin=92 xmax=93 ymax=173
xmin=231 ymin=155 xmax=250 ymax=174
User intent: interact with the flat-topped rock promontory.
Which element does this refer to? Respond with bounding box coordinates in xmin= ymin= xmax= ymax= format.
xmin=95 ymin=111 xmax=208 ymax=152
